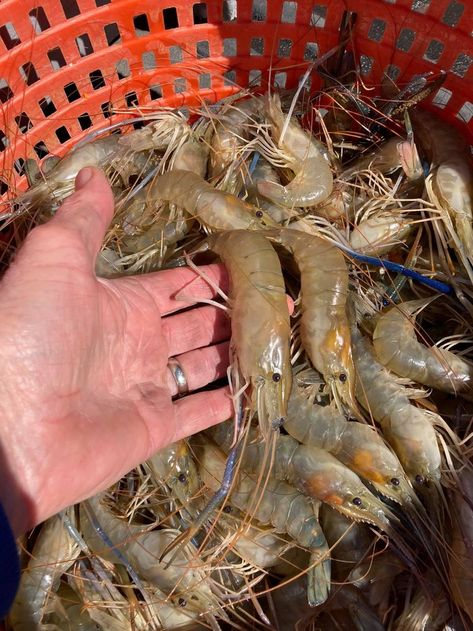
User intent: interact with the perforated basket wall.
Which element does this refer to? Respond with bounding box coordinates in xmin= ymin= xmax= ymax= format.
xmin=0 ymin=0 xmax=471 ymax=194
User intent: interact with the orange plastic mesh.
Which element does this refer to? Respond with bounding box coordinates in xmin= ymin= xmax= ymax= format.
xmin=0 ymin=0 xmax=471 ymax=193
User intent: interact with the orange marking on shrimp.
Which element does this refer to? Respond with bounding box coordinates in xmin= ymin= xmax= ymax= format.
xmin=352 ymin=450 xmax=386 ymax=484
xmin=303 ymin=475 xmax=344 ymax=505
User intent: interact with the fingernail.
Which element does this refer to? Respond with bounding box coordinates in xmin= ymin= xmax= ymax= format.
xmin=75 ymin=167 xmax=94 ymax=190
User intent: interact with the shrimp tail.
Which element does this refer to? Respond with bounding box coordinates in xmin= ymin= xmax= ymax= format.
xmin=308 ymin=552 xmax=332 ymax=607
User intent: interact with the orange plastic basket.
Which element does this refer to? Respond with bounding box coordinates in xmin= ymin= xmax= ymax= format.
xmin=0 ymin=0 xmax=471 ymax=196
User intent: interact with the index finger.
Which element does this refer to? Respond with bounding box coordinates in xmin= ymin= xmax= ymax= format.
xmin=111 ymin=263 xmax=229 ymax=315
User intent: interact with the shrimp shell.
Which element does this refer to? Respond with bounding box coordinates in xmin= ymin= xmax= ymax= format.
xmin=373 ymin=299 xmax=473 ymax=397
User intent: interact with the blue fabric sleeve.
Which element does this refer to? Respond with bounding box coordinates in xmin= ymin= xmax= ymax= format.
xmin=0 ymin=501 xmax=20 ymax=620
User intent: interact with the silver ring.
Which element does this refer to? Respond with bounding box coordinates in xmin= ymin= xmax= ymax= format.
xmin=168 ymin=357 xmax=189 ymax=397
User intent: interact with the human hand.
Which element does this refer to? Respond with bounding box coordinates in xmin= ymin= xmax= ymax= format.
xmin=0 ymin=167 xmax=233 ymax=535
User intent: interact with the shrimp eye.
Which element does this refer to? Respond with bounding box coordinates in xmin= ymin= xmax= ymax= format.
xmin=178 ymin=598 xmax=187 ymax=607
xmin=223 ymin=505 xmax=233 ymax=514
xmin=352 ymin=497 xmax=362 ymax=506
xmin=255 ymin=210 xmax=264 ymax=218
xmin=272 ymin=372 xmax=281 ymax=382
xmin=338 ymin=373 xmax=347 ymax=383
xmin=391 ymin=477 xmax=400 ymax=486
xmin=178 ymin=473 xmax=187 ymax=484
xmin=415 ymin=474 xmax=425 ymax=485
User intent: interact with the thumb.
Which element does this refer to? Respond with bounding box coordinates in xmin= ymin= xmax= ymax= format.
xmin=51 ymin=167 xmax=115 ymax=259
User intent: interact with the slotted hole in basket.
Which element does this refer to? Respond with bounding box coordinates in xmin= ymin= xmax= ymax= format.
xmin=39 ymin=96 xmax=57 ymax=117
xmin=274 ymin=72 xmax=287 ymax=88
xmin=385 ymin=64 xmax=400 ymax=80
xmin=29 ymin=7 xmax=50 ymax=33
xmin=105 ymin=23 xmax=121 ymax=46
xmin=48 ymin=48 xmax=67 ymax=70
xmin=199 ymin=73 xmax=211 ymax=89
xmin=196 ymin=40 xmax=209 ymax=58
xmin=134 ymin=14 xmax=150 ymax=37
xmin=96 ymin=0 xmax=110 ymax=6
xmin=412 ymin=0 xmax=430 ymax=13
xmin=222 ymin=0 xmax=236 ymax=22
xmin=251 ymin=37 xmax=264 ymax=56
xmin=223 ymin=38 xmax=236 ymax=56
xmin=169 ymin=46 xmax=183 ymax=64
xmin=56 ymin=126 xmax=71 ymax=143
xmin=142 ymin=51 xmax=156 ymax=70
xmin=116 ymin=59 xmax=130 ymax=79
xmin=15 ymin=112 xmax=32 ymax=134
xmin=174 ymin=78 xmax=186 ymax=93
xmin=442 ymin=1 xmax=464 ymax=27
xmin=368 ymin=19 xmax=386 ymax=42
xmin=76 ymin=33 xmax=94 ymax=57
xmin=451 ymin=53 xmax=472 ymax=78
xmin=396 ymin=28 xmax=415 ymax=52
xmin=360 ymin=55 xmax=374 ymax=76
xmin=0 ymin=130 xmax=8 ymax=151
xmin=252 ymin=0 xmax=266 ymax=21
xmin=224 ymin=70 xmax=236 ymax=86
xmin=278 ymin=38 xmax=292 ymax=58
xmin=249 ymin=69 xmax=261 ymax=87
xmin=0 ymin=179 xmax=8 ymax=195
xmin=457 ymin=102 xmax=472 ymax=124
xmin=423 ymin=40 xmax=444 ymax=63
xmin=304 ymin=42 xmax=318 ymax=61
xmin=64 ymin=82 xmax=80 ymax=103
xmin=432 ymin=87 xmax=452 ymax=108
xmin=310 ymin=5 xmax=326 ymax=28
xmin=125 ymin=91 xmax=138 ymax=107
xmin=281 ymin=2 xmax=297 ymax=23
xmin=60 ymin=0 xmax=80 ymax=19
xmin=193 ymin=3 xmax=208 ymax=24
xmin=78 ymin=113 xmax=92 ymax=130
xmin=0 ymin=23 xmax=20 ymax=50
xmin=101 ymin=101 xmax=113 ymax=118
xmin=90 ymin=69 xmax=106 ymax=90
xmin=34 ymin=141 xmax=49 ymax=158
xmin=14 ymin=158 xmax=25 ymax=175
xmin=149 ymin=85 xmax=162 ymax=100
xmin=0 ymin=79 xmax=13 ymax=103
xmin=19 ymin=62 xmax=39 ymax=85
xmin=163 ymin=7 xmax=179 ymax=30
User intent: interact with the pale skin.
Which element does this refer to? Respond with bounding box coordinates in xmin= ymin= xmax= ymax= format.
xmin=0 ymin=167 xmax=235 ymax=536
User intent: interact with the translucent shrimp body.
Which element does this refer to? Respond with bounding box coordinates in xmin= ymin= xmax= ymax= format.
xmin=373 ymin=299 xmax=473 ymax=397
xmin=352 ymin=329 xmax=441 ymax=485
xmin=246 ymin=159 xmax=293 ymax=224
xmin=150 ymin=170 xmax=271 ymax=231
xmin=285 ymin=388 xmax=414 ymax=505
xmin=257 ymin=94 xmax=333 ymax=207
xmin=269 ymin=228 xmax=355 ymax=410
xmin=9 ymin=515 xmax=80 ymax=631
xmin=350 ymin=213 xmax=413 ymax=255
xmin=193 ymin=435 xmax=331 ymax=606
xmin=210 ymin=230 xmax=292 ymax=433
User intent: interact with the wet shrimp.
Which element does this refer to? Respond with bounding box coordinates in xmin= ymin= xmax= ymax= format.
xmin=350 ymin=212 xmax=413 ymax=255
xmin=285 ymin=387 xmax=415 ymax=505
xmin=267 ymin=228 xmax=356 ymax=411
xmin=246 ymin=159 xmax=294 ymax=224
xmin=9 ymin=514 xmax=80 ymax=631
xmin=352 ymin=327 xmax=442 ymax=487
xmin=192 ymin=434 xmax=331 ymax=607
xmin=373 ymin=298 xmax=473 ymax=398
xmin=148 ymin=170 xmax=274 ymax=231
xmin=257 ymin=93 xmax=333 ymax=208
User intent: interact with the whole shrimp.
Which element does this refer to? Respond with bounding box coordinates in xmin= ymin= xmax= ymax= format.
xmin=350 ymin=212 xmax=413 ymax=255
xmin=148 ymin=170 xmax=274 ymax=231
xmin=246 ymin=158 xmax=293 ymax=224
xmin=267 ymin=228 xmax=356 ymax=411
xmin=9 ymin=514 xmax=80 ymax=631
xmin=373 ymin=298 xmax=473 ymax=398
xmin=257 ymin=93 xmax=333 ymax=208
xmin=192 ymin=434 xmax=331 ymax=607
xmin=285 ymin=386 xmax=415 ymax=505
xmin=352 ymin=327 xmax=442 ymax=487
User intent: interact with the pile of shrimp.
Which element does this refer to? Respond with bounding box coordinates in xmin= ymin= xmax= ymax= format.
xmin=3 ymin=66 xmax=473 ymax=631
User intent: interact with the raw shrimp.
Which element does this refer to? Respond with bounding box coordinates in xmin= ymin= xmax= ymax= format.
xmin=209 ymin=422 xmax=399 ymax=534
xmin=350 ymin=213 xmax=413 ymax=255
xmin=208 ymin=230 xmax=292 ymax=434
xmin=373 ymin=299 xmax=473 ymax=397
xmin=257 ymin=93 xmax=333 ymax=207
xmin=268 ymin=228 xmax=356 ymax=411
xmin=171 ymin=132 xmax=209 ymax=178
xmin=148 ymin=170 xmax=274 ymax=231
xmin=116 ymin=111 xmax=192 ymax=153
xmin=285 ymin=387 xmax=415 ymax=504
xmin=352 ymin=328 xmax=442 ymax=486
xmin=9 ymin=514 xmax=80 ymax=631
xmin=246 ymin=159 xmax=293 ymax=224
xmin=411 ymin=108 xmax=473 ymax=259
xmin=192 ymin=434 xmax=331 ymax=607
